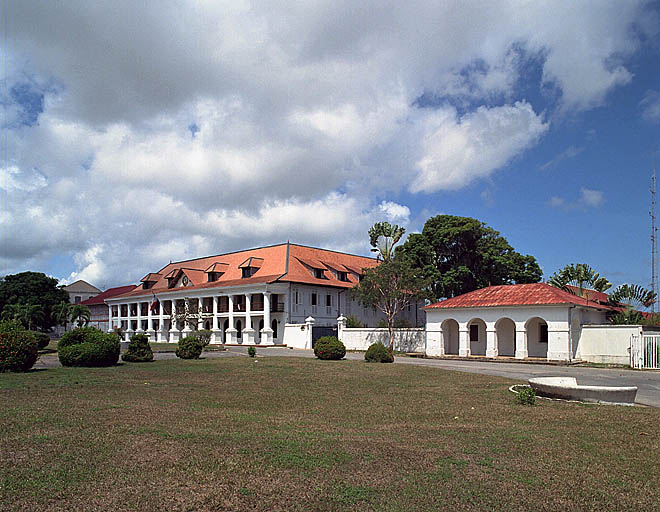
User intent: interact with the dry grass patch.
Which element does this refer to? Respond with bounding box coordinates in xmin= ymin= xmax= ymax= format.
xmin=1 ymin=357 xmax=659 ymax=511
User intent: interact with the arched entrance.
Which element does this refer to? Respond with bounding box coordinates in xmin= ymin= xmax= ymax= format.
xmin=468 ymin=318 xmax=487 ymax=355
xmin=496 ymin=318 xmax=516 ymax=357
xmin=236 ymin=319 xmax=242 ymax=341
xmin=272 ymin=319 xmax=278 ymax=340
xmin=526 ymin=317 xmax=548 ymax=358
xmin=441 ymin=319 xmax=459 ymax=355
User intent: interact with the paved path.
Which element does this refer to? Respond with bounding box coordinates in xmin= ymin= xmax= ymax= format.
xmin=35 ymin=347 xmax=660 ymax=407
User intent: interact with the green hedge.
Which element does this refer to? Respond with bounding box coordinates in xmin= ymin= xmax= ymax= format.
xmin=176 ymin=336 xmax=203 ymax=359
xmin=122 ymin=333 xmax=153 ymax=362
xmin=29 ymin=331 xmax=50 ymax=350
xmin=58 ymin=327 xmax=120 ymax=367
xmin=365 ymin=342 xmax=394 ymax=363
xmin=0 ymin=322 xmax=38 ymax=372
xmin=314 ymin=336 xmax=346 ymax=360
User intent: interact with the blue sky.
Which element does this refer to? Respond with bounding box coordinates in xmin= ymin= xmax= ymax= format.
xmin=1 ymin=1 xmax=659 ymax=296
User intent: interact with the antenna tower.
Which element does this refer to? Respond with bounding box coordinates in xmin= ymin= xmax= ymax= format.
xmin=652 ymin=156 xmax=658 ymax=313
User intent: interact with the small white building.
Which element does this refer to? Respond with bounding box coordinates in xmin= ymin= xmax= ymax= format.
xmin=424 ymin=283 xmax=614 ymax=361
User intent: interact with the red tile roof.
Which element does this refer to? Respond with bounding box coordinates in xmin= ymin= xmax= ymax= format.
xmin=80 ymin=285 xmax=137 ymax=306
xmin=424 ymin=283 xmax=615 ymax=310
xmin=110 ymin=243 xmax=378 ymax=301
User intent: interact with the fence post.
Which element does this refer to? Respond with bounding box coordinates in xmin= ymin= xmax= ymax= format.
xmin=305 ymin=316 xmax=315 ymax=349
xmin=337 ymin=315 xmax=346 ymax=342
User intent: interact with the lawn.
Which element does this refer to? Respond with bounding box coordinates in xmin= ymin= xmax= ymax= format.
xmin=1 ymin=357 xmax=659 ymax=511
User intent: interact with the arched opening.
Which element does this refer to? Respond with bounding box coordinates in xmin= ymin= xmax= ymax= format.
xmin=223 ymin=319 xmax=229 ymax=343
xmin=526 ymin=317 xmax=548 ymax=358
xmin=468 ymin=318 xmax=487 ymax=356
xmin=204 ymin=320 xmax=211 ymax=330
xmin=495 ymin=318 xmax=516 ymax=357
xmin=441 ymin=319 xmax=459 ymax=355
xmin=236 ymin=319 xmax=242 ymax=340
xmin=272 ymin=319 xmax=278 ymax=340
xmin=259 ymin=319 xmax=264 ymax=331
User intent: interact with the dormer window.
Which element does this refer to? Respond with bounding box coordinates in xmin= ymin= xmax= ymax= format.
xmin=314 ymin=268 xmax=326 ymax=279
xmin=141 ymin=273 xmax=161 ymax=290
xmin=143 ymin=281 xmax=153 ymax=290
xmin=239 ymin=257 xmax=263 ymax=279
xmin=242 ymin=267 xmax=258 ymax=278
xmin=208 ymin=272 xmax=218 ymax=282
xmin=337 ymin=271 xmax=349 ymax=282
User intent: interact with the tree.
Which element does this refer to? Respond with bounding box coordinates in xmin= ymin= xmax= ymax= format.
xmin=53 ymin=302 xmax=72 ymax=331
xmin=68 ymin=304 xmax=91 ymax=328
xmin=397 ymin=215 xmax=542 ymax=301
xmin=352 ymin=259 xmax=427 ymax=350
xmin=608 ymin=284 xmax=657 ymax=325
xmin=0 ymin=272 xmax=70 ymax=331
xmin=369 ymin=222 xmax=406 ymax=262
xmin=0 ymin=303 xmax=45 ymax=330
xmin=548 ymin=263 xmax=611 ymax=299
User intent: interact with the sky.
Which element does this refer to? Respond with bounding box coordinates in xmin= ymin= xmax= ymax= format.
xmin=2 ymin=0 xmax=660 ymax=294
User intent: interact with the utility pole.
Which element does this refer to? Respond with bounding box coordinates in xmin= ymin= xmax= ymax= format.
xmin=651 ymin=155 xmax=658 ymax=313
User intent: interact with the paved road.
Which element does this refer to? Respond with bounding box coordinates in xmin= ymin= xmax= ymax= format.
xmin=35 ymin=347 xmax=660 ymax=407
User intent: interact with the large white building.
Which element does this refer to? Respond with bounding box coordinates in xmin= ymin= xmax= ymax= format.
xmin=106 ymin=242 xmax=423 ymax=345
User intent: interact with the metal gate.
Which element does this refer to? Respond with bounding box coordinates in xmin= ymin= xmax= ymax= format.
xmin=311 ymin=325 xmax=337 ymax=348
xmin=631 ymin=334 xmax=660 ymax=369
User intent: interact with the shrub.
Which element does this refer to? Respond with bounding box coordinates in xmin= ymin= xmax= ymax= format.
xmin=345 ymin=316 xmax=363 ymax=328
xmin=193 ymin=329 xmax=212 ymax=347
xmin=516 ymin=386 xmax=536 ymax=406
xmin=29 ymin=331 xmax=50 ymax=350
xmin=0 ymin=326 xmax=38 ymax=372
xmin=364 ymin=342 xmax=394 ymax=363
xmin=247 ymin=346 xmax=256 ymax=358
xmin=314 ymin=336 xmax=346 ymax=360
xmin=58 ymin=327 xmax=120 ymax=367
xmin=122 ymin=333 xmax=154 ymax=362
xmin=176 ymin=336 xmax=203 ymax=359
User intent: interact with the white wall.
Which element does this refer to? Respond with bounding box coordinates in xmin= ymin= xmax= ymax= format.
xmin=340 ymin=328 xmax=425 ymax=352
xmin=283 ymin=323 xmax=309 ymax=349
xmin=576 ymin=325 xmax=641 ymax=364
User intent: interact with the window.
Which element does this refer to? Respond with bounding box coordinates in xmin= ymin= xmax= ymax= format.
xmin=142 ymin=281 xmax=153 ymax=290
xmin=208 ymin=272 xmax=217 ymax=282
xmin=469 ymin=324 xmax=479 ymax=342
xmin=314 ymin=268 xmax=325 ymax=279
xmin=74 ymin=296 xmax=82 ymax=303
xmin=311 ymin=293 xmax=317 ymax=306
xmin=294 ymin=290 xmax=300 ymax=304
xmin=539 ymin=324 xmax=548 ymax=343
xmin=338 ymin=271 xmax=349 ymax=282
xmin=242 ymin=267 xmax=257 ymax=278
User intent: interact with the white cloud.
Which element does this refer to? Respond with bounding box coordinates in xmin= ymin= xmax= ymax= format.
xmin=549 ymin=188 xmax=604 ymax=210
xmin=641 ymin=90 xmax=660 ymax=122
xmin=1 ymin=0 xmax=652 ymax=284
xmin=411 ymin=101 xmax=548 ymax=193
xmin=580 ymin=188 xmax=604 ymax=208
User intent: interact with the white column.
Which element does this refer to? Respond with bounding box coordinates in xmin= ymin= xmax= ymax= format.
xmin=182 ymin=299 xmax=192 ymax=334
xmin=169 ymin=300 xmax=180 ymax=342
xmin=243 ymin=294 xmax=255 ymax=344
xmin=261 ymin=292 xmax=273 ymax=344
xmin=305 ymin=316 xmax=315 ymax=349
xmin=157 ymin=300 xmax=164 ymax=342
xmin=211 ymin=296 xmax=220 ymax=343
xmin=486 ymin=326 xmax=497 ymax=358
xmin=337 ymin=315 xmax=346 ymax=343
xmin=458 ymin=325 xmax=470 ymax=357
xmin=136 ymin=302 xmax=144 ymax=332
xmin=127 ymin=303 xmax=135 ymax=339
xmin=107 ymin=304 xmax=113 ymax=332
xmin=226 ymin=295 xmax=237 ymax=344
xmin=515 ymin=323 xmax=528 ymax=359
xmin=146 ymin=299 xmax=155 ymax=341
xmin=198 ymin=297 xmax=204 ymax=330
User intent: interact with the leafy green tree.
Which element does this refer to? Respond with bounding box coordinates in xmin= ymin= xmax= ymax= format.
xmin=352 ymin=259 xmax=427 ymax=350
xmin=68 ymin=304 xmax=91 ymax=327
xmin=369 ymin=221 xmax=406 ymax=261
xmin=1 ymin=303 xmax=45 ymax=330
xmin=548 ymin=263 xmax=611 ymax=298
xmin=397 ymin=215 xmax=542 ymax=301
xmin=53 ymin=302 xmax=73 ymax=331
xmin=0 ymin=272 xmax=70 ymax=331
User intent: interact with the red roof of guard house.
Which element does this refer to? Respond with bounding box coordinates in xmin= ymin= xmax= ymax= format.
xmin=424 ymin=283 xmax=617 ymax=311
xmin=80 ymin=285 xmax=137 ymax=306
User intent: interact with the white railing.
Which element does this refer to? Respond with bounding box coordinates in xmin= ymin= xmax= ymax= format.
xmin=631 ymin=334 xmax=660 ymax=369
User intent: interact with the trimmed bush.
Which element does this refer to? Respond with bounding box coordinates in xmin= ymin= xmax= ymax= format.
xmin=314 ymin=336 xmax=346 ymax=360
xmin=516 ymin=386 xmax=536 ymax=406
xmin=364 ymin=342 xmax=394 ymax=363
xmin=29 ymin=331 xmax=51 ymax=350
xmin=58 ymin=327 xmax=120 ymax=367
xmin=193 ymin=329 xmax=212 ymax=347
xmin=122 ymin=333 xmax=154 ymax=362
xmin=247 ymin=346 xmax=256 ymax=358
xmin=176 ymin=336 xmax=203 ymax=359
xmin=0 ymin=323 xmax=38 ymax=372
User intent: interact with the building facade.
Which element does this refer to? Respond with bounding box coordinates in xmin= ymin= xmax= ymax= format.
xmin=106 ymin=243 xmax=423 ymax=344
xmin=80 ymin=285 xmax=136 ymax=332
xmin=424 ymin=283 xmax=612 ymax=361
xmin=62 ymin=280 xmax=101 ymax=304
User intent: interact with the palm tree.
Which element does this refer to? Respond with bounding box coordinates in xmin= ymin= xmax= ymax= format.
xmin=368 ymin=222 xmax=406 ymax=262
xmin=1 ymin=303 xmax=44 ymax=330
xmin=53 ymin=302 xmax=72 ymax=331
xmin=609 ymin=284 xmax=656 ymax=309
xmin=68 ymin=304 xmax=91 ymax=327
xmin=548 ymin=263 xmax=611 ymax=299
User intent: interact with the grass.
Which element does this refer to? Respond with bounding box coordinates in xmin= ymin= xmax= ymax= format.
xmin=1 ymin=357 xmax=659 ymax=511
